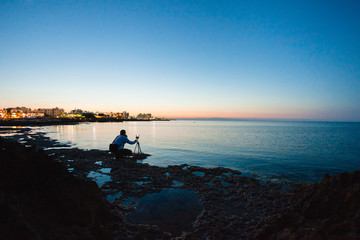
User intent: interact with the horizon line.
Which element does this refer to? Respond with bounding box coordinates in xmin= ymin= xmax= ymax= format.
xmin=173 ymin=117 xmax=360 ymax=123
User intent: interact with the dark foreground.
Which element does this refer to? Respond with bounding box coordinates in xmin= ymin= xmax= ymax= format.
xmin=0 ymin=127 xmax=359 ymax=239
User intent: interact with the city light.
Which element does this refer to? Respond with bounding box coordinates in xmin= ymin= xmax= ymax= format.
xmin=0 ymin=107 xmax=165 ymax=121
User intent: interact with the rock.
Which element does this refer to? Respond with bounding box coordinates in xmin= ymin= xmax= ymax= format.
xmin=0 ymin=137 xmax=115 ymax=240
xmin=254 ymin=171 xmax=360 ymax=239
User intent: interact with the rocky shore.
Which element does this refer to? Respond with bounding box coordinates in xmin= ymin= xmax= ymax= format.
xmin=0 ymin=133 xmax=114 ymax=239
xmin=254 ymin=171 xmax=360 ymax=239
xmin=1 ymin=127 xmax=359 ymax=239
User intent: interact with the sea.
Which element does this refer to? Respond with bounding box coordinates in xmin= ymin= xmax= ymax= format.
xmin=36 ymin=120 xmax=360 ymax=183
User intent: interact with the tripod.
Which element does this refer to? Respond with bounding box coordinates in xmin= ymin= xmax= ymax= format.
xmin=133 ymin=139 xmax=143 ymax=155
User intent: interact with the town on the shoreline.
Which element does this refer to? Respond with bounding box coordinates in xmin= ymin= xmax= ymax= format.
xmin=0 ymin=106 xmax=171 ymax=121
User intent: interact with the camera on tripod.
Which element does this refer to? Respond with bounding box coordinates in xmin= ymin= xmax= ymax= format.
xmin=134 ymin=134 xmax=142 ymax=155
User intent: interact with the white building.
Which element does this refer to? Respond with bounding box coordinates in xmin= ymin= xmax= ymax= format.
xmin=37 ymin=107 xmax=64 ymax=117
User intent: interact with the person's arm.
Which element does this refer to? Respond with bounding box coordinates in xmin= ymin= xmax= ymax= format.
xmin=125 ymin=137 xmax=137 ymax=145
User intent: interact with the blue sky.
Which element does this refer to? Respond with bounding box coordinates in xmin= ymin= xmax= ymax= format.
xmin=1 ymin=0 xmax=359 ymax=121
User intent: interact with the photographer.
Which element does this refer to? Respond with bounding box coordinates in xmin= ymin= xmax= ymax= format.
xmin=112 ymin=129 xmax=138 ymax=159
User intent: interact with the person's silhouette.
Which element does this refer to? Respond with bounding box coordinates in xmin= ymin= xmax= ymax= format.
xmin=112 ymin=129 xmax=137 ymax=159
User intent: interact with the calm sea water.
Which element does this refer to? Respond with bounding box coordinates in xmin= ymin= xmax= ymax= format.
xmin=37 ymin=120 xmax=360 ymax=182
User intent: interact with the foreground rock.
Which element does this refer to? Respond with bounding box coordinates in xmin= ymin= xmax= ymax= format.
xmin=0 ymin=138 xmax=114 ymax=240
xmin=254 ymin=171 xmax=360 ymax=239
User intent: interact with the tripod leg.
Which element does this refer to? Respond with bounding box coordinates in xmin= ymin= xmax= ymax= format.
xmin=138 ymin=143 xmax=142 ymax=154
xmin=134 ymin=142 xmax=141 ymax=154
xmin=137 ymin=143 xmax=140 ymax=154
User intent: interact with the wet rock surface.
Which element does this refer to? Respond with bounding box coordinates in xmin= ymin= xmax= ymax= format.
xmin=44 ymin=155 xmax=290 ymax=237
xmin=51 ymin=153 xmax=291 ymax=239
xmin=2 ymin=127 xmax=359 ymax=239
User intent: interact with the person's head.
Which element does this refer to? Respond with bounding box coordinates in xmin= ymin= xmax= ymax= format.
xmin=120 ymin=129 xmax=126 ymax=136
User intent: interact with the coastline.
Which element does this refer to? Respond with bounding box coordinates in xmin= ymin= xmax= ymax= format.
xmin=0 ymin=118 xmax=172 ymax=126
xmin=1 ymin=127 xmax=359 ymax=239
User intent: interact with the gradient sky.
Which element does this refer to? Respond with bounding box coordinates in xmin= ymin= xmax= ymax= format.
xmin=1 ymin=0 xmax=359 ymax=121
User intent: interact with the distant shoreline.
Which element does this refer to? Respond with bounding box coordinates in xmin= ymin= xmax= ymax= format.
xmin=0 ymin=118 xmax=172 ymax=126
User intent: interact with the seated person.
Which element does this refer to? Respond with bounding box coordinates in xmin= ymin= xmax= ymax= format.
xmin=113 ymin=129 xmax=137 ymax=159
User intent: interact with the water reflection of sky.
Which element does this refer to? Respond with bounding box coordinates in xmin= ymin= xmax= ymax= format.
xmin=126 ymin=188 xmax=203 ymax=236
xmin=36 ymin=121 xmax=360 ymax=182
xmin=87 ymin=171 xmax=111 ymax=188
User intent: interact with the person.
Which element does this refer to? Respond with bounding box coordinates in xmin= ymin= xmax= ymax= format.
xmin=112 ymin=129 xmax=137 ymax=159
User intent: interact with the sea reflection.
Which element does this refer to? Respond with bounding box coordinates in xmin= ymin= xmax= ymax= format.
xmin=36 ymin=121 xmax=360 ymax=182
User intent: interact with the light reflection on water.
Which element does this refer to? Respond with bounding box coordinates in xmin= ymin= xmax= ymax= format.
xmin=36 ymin=120 xmax=360 ymax=182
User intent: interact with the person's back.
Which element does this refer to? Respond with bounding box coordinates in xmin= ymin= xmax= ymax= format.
xmin=113 ymin=129 xmax=137 ymax=159
xmin=113 ymin=134 xmax=136 ymax=151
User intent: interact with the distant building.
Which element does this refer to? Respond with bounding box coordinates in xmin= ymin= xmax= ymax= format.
xmin=137 ymin=113 xmax=152 ymax=120
xmin=121 ymin=111 xmax=130 ymax=119
xmin=108 ymin=112 xmax=115 ymax=118
xmin=0 ymin=109 xmax=7 ymax=119
xmin=10 ymin=107 xmax=31 ymax=113
xmin=70 ymin=109 xmax=84 ymax=115
xmin=0 ymin=107 xmax=44 ymax=119
xmin=93 ymin=112 xmax=108 ymax=118
xmin=37 ymin=107 xmax=64 ymax=117
xmin=109 ymin=111 xmax=130 ymax=119
xmin=27 ymin=112 xmax=45 ymax=118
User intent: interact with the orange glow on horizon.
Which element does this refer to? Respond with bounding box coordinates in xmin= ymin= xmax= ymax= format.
xmin=155 ymin=112 xmax=311 ymax=120
xmin=151 ymin=105 xmax=324 ymax=120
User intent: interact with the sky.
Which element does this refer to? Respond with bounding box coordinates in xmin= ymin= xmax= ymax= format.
xmin=1 ymin=0 xmax=359 ymax=121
